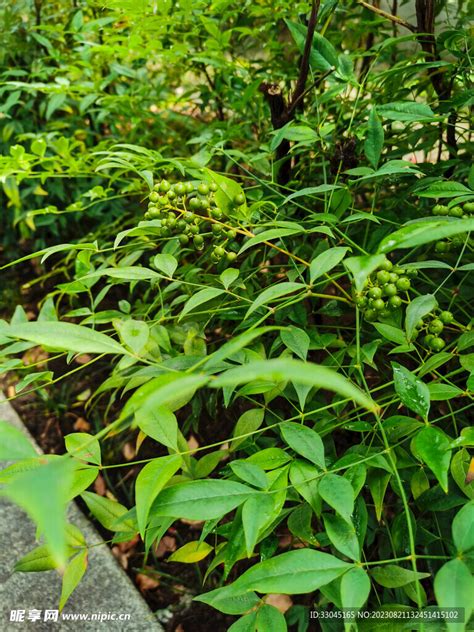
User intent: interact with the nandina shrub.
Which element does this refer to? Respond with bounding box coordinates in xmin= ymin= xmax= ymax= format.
xmin=0 ymin=1 xmax=473 ymax=630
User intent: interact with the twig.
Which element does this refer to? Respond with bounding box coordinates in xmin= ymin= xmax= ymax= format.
xmin=289 ymin=0 xmax=321 ymax=111
xmin=357 ymin=0 xmax=416 ymax=32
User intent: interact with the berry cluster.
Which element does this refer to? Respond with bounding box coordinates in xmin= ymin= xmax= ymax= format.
xmin=417 ymin=310 xmax=454 ymax=351
xmin=432 ymin=201 xmax=474 ymax=254
xmin=144 ymin=178 xmax=245 ymax=264
xmin=354 ymin=258 xmax=417 ymax=322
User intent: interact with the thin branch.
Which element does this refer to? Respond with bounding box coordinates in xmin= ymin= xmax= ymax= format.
xmin=289 ymin=0 xmax=321 ymax=111
xmin=357 ymin=0 xmax=416 ymax=32
xmin=287 ymin=68 xmax=334 ymax=117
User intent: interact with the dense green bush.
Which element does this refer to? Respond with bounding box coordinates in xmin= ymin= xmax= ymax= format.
xmin=1 ymin=1 xmax=473 ymax=629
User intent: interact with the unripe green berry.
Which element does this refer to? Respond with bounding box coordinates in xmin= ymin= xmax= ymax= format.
xmin=368 ymin=287 xmax=382 ymax=299
xmin=449 ymin=206 xmax=463 ymax=217
xmin=234 ymin=193 xmax=245 ymax=206
xmin=177 ymin=219 xmax=187 ymax=231
xmin=389 ymin=272 xmax=399 ymax=283
xmin=184 ymin=182 xmax=194 ymax=193
xmin=159 ymin=179 xmax=171 ymax=192
xmin=226 ymin=251 xmax=237 ymax=262
xmin=355 ymin=295 xmax=367 ymax=308
xmin=214 ymin=246 xmax=225 ymax=257
xmin=373 ymin=299 xmax=385 ymax=311
xmin=184 ymin=211 xmax=195 ymax=223
xmin=436 ymin=205 xmax=449 ymax=216
xmin=189 ymin=197 xmax=201 ymax=210
xmin=193 ymin=235 xmax=204 ymax=249
xmin=157 ymin=196 xmax=168 ymax=206
xmin=439 ymin=310 xmax=453 ymax=324
xmin=396 ymin=277 xmax=411 ymax=291
xmin=179 ymin=234 xmax=190 ymax=245
xmin=435 ymin=241 xmax=449 ymax=253
xmin=149 ymin=191 xmax=159 ymax=203
xmin=383 ymin=283 xmax=398 ymax=297
xmin=430 ymin=337 xmax=446 ymax=351
xmin=189 ymin=224 xmax=199 ymax=234
xmin=463 ymin=202 xmax=474 ymax=213
xmin=197 ymin=183 xmax=209 ymax=195
xmin=211 ymin=208 xmax=223 ymax=219
xmin=200 ymin=198 xmax=210 ymax=210
xmin=209 ymin=182 xmax=218 ymax=192
xmin=174 ymin=182 xmax=186 ymax=195
xmin=212 ymin=224 xmax=223 ymax=235
xmin=365 ymin=309 xmax=378 ymax=322
xmin=428 ymin=319 xmax=444 ymax=335
xmin=226 ymin=229 xmax=237 ymax=239
xmin=423 ymin=334 xmax=434 ymax=346
xmin=388 ymin=295 xmax=402 ymax=308
xmin=379 ymin=259 xmax=393 ymax=271
xmin=376 ymin=270 xmax=391 ymax=284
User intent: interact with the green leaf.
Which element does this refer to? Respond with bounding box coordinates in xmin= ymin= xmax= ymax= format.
xmin=242 ymin=494 xmax=276 ymax=557
xmin=282 ymin=184 xmax=342 ymax=204
xmin=203 ymin=326 xmax=282 ymax=368
xmin=230 ymin=461 xmax=268 ymax=489
xmin=81 ymin=492 xmax=132 ymax=532
xmin=417 ymin=181 xmax=473 ymax=198
xmin=373 ymin=323 xmax=406 ymax=345
xmin=3 ymin=457 xmax=75 ymax=568
xmin=213 ymin=359 xmax=377 ymax=412
xmin=319 ymin=474 xmax=355 ymax=523
xmin=344 ymin=255 xmax=387 ymax=292
xmin=220 ymin=268 xmax=239 ymax=289
xmin=323 ymin=513 xmax=360 ymax=560
xmin=377 ymin=101 xmax=436 ymax=122
xmin=309 ymin=247 xmax=349 ymax=284
xmin=180 ymin=288 xmax=225 ymax=320
xmin=245 ymin=283 xmax=305 ymax=319
xmin=135 ymin=405 xmax=179 ymax=450
xmin=231 ymin=409 xmax=265 ymax=451
xmin=280 ymin=327 xmax=310 ymax=360
xmin=367 ymin=469 xmax=391 ymax=522
xmin=228 ymin=612 xmax=257 ymax=631
xmin=340 ymin=567 xmax=371 ymax=616
xmin=65 ymin=433 xmax=101 ymax=465
xmin=153 ymin=254 xmax=178 ymax=277
xmin=15 ymin=545 xmax=59 ymax=572
xmin=370 ymin=565 xmax=430 ymax=588
xmin=414 ymin=427 xmax=452 ymax=493
xmin=427 ymin=383 xmax=463 ymax=401
xmin=451 ymin=449 xmax=474 ymax=500
xmin=392 ymin=363 xmax=430 ymax=419
xmin=151 ymin=479 xmax=253 ymax=520
xmin=168 ymin=540 xmax=213 ymax=563
xmin=452 ymin=501 xmax=474 ymax=553
xmin=239 ymin=228 xmax=302 ymax=255
xmin=377 ymin=219 xmax=474 ymax=253
xmin=4 ymin=321 xmax=128 ymax=355
xmin=405 ymin=294 xmax=438 ymax=342
xmin=81 ymin=266 xmax=160 ymax=281
xmin=114 ymin=319 xmax=149 ymax=354
xmin=280 ymin=422 xmax=325 ymax=469
xmin=59 ymin=550 xmax=88 ymax=611
xmin=224 ymin=549 xmax=351 ymax=596
xmin=0 ymin=422 xmax=37 ymax=460
xmin=365 ymin=108 xmax=384 ymax=168
xmin=434 ymin=559 xmax=473 ymax=632
xmin=194 ymin=586 xmax=261 ymax=615
xmin=256 ymin=604 xmax=287 ymax=632
xmin=135 ymin=455 xmax=182 ymax=537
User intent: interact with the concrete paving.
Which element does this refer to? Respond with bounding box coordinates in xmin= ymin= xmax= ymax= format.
xmin=0 ymin=396 xmax=164 ymax=631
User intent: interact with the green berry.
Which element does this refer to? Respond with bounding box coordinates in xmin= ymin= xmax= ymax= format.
xmin=430 ymin=337 xmax=446 ymax=351
xmin=463 ymin=202 xmax=474 ymax=213
xmin=388 ymin=295 xmax=402 ymax=308
xmin=365 ymin=309 xmax=378 ymax=322
xmin=177 ymin=219 xmax=187 ymax=231
xmin=149 ymin=191 xmax=159 ymax=203
xmin=212 ymin=224 xmax=223 ymax=235
xmin=209 ymin=182 xmax=218 ymax=192
xmin=423 ymin=334 xmax=434 ymax=347
xmin=376 ymin=270 xmax=391 ymax=284
xmin=234 ymin=193 xmax=245 ymax=206
xmin=396 ymin=277 xmax=411 ymax=291
xmin=189 ymin=224 xmax=199 ymax=235
xmin=436 ymin=205 xmax=449 ymax=216
xmin=368 ymin=287 xmax=382 ymax=299
xmin=373 ymin=299 xmax=385 ymax=311
xmin=435 ymin=241 xmax=449 ymax=253
xmin=211 ymin=208 xmax=223 ymax=219
xmin=159 ymin=179 xmax=171 ymax=193
xmin=174 ymin=182 xmax=186 ymax=195
xmin=439 ymin=310 xmax=453 ymax=324
xmin=179 ymin=234 xmax=190 ymax=245
xmin=184 ymin=211 xmax=195 ymax=223
xmin=355 ymin=295 xmax=367 ymax=308
xmin=406 ymin=268 xmax=418 ymax=278
xmin=428 ymin=319 xmax=444 ymax=335
xmin=214 ymin=246 xmax=225 ymax=257
xmin=379 ymin=259 xmax=393 ymax=271
xmin=200 ymin=198 xmax=210 ymax=210
xmin=184 ymin=182 xmax=194 ymax=193
xmin=157 ymin=196 xmax=168 ymax=206
xmin=197 ymin=183 xmax=210 ymax=195
xmin=383 ymin=283 xmax=398 ymax=297
xmin=433 ymin=204 xmax=446 ymax=215
xmin=226 ymin=251 xmax=237 ymax=262
xmin=226 ymin=229 xmax=237 ymax=239
xmin=388 ymin=272 xmax=399 ymax=283
xmin=193 ymin=235 xmax=204 ymax=249
xmin=189 ymin=197 xmax=201 ymax=210
xmin=449 ymin=206 xmax=463 ymax=217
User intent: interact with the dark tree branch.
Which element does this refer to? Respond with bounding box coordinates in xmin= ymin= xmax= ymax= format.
xmin=357 ymin=0 xmax=416 ymax=32
xmin=289 ymin=0 xmax=321 ymax=112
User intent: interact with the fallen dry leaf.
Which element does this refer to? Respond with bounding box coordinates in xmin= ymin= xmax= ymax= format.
xmin=73 ymin=417 xmax=91 ymax=432
xmin=75 ymin=354 xmax=93 ymax=365
xmin=123 ymin=442 xmax=136 ymax=461
xmin=135 ymin=573 xmax=160 ymax=591
xmin=187 ymin=435 xmax=199 ymax=451
xmin=155 ymin=535 xmax=177 ymax=558
xmin=93 ymin=474 xmax=106 ymax=496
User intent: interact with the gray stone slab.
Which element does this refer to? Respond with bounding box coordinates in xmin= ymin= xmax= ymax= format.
xmin=0 ymin=396 xmax=164 ymax=631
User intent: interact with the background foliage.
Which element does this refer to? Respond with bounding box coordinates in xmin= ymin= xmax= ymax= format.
xmin=0 ymin=0 xmax=473 ymax=630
